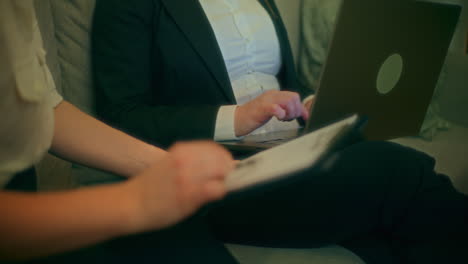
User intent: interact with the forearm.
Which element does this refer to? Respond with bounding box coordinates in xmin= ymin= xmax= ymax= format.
xmin=51 ymin=101 xmax=166 ymax=177
xmin=0 ymin=183 xmax=138 ymax=261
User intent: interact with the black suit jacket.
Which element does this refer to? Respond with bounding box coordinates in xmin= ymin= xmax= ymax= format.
xmin=93 ymin=0 xmax=309 ymax=148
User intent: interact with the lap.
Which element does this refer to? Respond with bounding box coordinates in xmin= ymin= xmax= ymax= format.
xmin=207 ymin=141 xmax=448 ymax=247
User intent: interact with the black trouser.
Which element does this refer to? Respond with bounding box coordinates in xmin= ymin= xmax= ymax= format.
xmin=208 ymin=141 xmax=468 ymax=263
xmin=20 ymin=141 xmax=468 ymax=264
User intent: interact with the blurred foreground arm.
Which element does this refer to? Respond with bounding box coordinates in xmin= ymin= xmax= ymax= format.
xmin=0 ymin=140 xmax=233 ymax=261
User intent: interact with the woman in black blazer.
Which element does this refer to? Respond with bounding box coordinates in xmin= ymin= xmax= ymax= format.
xmin=92 ymin=1 xmax=468 ymax=263
xmin=93 ymin=0 xmax=311 ymax=148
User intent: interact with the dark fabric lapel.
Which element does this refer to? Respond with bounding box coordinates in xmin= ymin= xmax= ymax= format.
xmin=160 ymin=0 xmax=236 ymax=103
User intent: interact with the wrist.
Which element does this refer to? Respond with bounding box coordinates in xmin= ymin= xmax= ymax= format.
xmin=126 ymin=144 xmax=167 ymax=178
xmin=113 ymin=181 xmax=147 ymax=236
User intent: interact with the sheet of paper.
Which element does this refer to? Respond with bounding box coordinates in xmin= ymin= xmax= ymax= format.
xmin=225 ymin=115 xmax=358 ymax=191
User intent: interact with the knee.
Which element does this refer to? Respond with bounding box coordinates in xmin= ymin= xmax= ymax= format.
xmin=346 ymin=141 xmax=435 ymax=168
xmin=337 ymin=141 xmax=437 ymax=185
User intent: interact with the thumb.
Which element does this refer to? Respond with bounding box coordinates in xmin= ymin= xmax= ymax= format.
xmin=301 ymin=105 xmax=310 ymax=120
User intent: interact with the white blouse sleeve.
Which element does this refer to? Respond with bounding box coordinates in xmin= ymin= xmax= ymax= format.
xmin=0 ymin=0 xmax=62 ymax=188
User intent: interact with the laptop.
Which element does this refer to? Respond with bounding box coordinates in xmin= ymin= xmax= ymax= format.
xmin=222 ymin=0 xmax=461 ymax=153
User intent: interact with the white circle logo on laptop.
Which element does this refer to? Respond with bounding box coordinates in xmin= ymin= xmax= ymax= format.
xmin=376 ymin=54 xmax=403 ymax=95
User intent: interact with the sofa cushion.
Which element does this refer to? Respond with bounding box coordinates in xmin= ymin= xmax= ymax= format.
xmin=437 ymin=0 xmax=468 ymax=126
xmin=226 ymin=244 xmax=365 ymax=264
xmin=35 ymin=0 xmax=62 ymax=95
xmin=49 ymin=0 xmax=96 ymax=115
xmin=275 ymin=0 xmax=301 ymax=61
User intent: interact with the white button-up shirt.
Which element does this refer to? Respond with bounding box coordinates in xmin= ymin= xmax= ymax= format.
xmin=199 ymin=0 xmax=300 ymax=141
